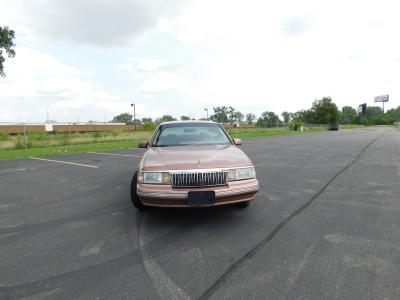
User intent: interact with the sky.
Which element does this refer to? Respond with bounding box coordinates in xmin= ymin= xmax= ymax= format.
xmin=0 ymin=0 xmax=399 ymax=123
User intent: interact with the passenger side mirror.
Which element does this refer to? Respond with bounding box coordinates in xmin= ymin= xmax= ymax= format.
xmin=139 ymin=141 xmax=149 ymax=148
xmin=233 ymin=138 xmax=242 ymax=146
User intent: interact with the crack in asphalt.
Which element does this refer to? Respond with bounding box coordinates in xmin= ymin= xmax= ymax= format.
xmin=198 ymin=134 xmax=383 ymax=300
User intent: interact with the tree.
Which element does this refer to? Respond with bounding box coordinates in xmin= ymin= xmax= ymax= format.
xmin=387 ymin=106 xmax=400 ymax=123
xmin=227 ymin=106 xmax=236 ymax=124
xmin=340 ymin=106 xmax=357 ymax=124
xmin=210 ymin=106 xmax=230 ymax=123
xmin=292 ymin=110 xmax=313 ymax=123
xmin=246 ymin=113 xmax=256 ymax=125
xmin=281 ymin=111 xmax=290 ymax=124
xmin=233 ymin=111 xmax=244 ymax=122
xmin=141 ymin=117 xmax=153 ymax=123
xmin=155 ymin=115 xmax=177 ymax=124
xmin=256 ymin=111 xmax=281 ymax=127
xmin=363 ymin=106 xmax=393 ymax=125
xmin=181 ymin=115 xmax=191 ymax=120
xmin=309 ymin=97 xmax=339 ymax=125
xmin=112 ymin=112 xmax=132 ymax=123
xmin=0 ymin=26 xmax=16 ymax=77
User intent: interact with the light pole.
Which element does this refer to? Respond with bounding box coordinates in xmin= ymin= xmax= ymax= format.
xmin=131 ymin=103 xmax=136 ymax=131
xmin=204 ymin=108 xmax=209 ymax=120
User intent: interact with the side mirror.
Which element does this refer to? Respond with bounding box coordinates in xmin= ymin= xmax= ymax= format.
xmin=233 ymin=138 xmax=242 ymax=146
xmin=138 ymin=141 xmax=149 ymax=148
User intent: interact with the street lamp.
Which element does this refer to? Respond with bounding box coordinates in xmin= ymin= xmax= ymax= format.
xmin=131 ymin=103 xmax=136 ymax=131
xmin=204 ymin=108 xmax=209 ymax=120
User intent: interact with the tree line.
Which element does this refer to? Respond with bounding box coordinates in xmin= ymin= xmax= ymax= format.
xmin=111 ymin=97 xmax=400 ymax=128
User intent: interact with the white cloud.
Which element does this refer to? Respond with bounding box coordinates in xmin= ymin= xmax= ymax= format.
xmin=136 ymin=58 xmax=171 ymax=72
xmin=116 ymin=58 xmax=174 ymax=76
xmin=138 ymin=72 xmax=191 ymax=94
xmin=164 ymin=0 xmax=400 ymax=115
xmin=0 ymin=47 xmax=163 ymax=121
xmin=2 ymin=0 xmax=400 ymax=122
xmin=5 ymin=0 xmax=186 ymax=47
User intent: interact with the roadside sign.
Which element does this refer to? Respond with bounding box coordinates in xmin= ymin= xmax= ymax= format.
xmin=374 ymin=95 xmax=389 ymax=102
xmin=358 ymin=103 xmax=367 ymax=115
xmin=374 ymin=94 xmax=389 ymax=113
xmin=45 ymin=124 xmax=53 ymax=132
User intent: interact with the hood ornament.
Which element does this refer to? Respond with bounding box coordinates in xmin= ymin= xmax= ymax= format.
xmin=197 ymin=160 xmax=201 ymax=168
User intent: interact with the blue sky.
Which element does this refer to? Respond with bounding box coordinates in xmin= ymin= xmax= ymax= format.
xmin=1 ymin=0 xmax=399 ymax=122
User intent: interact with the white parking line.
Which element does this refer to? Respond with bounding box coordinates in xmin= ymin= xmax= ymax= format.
xmin=29 ymin=157 xmax=99 ymax=169
xmin=87 ymin=152 xmax=142 ymax=158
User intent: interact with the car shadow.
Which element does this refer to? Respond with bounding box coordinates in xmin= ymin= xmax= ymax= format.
xmin=135 ymin=204 xmax=250 ymax=231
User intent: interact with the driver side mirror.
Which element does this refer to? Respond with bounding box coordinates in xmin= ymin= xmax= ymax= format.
xmin=233 ymin=138 xmax=242 ymax=146
xmin=138 ymin=140 xmax=149 ymax=148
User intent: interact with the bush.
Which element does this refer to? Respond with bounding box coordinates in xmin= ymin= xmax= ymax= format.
xmin=111 ymin=130 xmax=122 ymax=137
xmin=0 ymin=132 xmax=9 ymax=142
xmin=91 ymin=131 xmax=103 ymax=138
xmin=142 ymin=122 xmax=156 ymax=131
xmin=58 ymin=133 xmax=70 ymax=146
xmin=29 ymin=132 xmax=50 ymax=141
xmin=15 ymin=134 xmax=25 ymax=149
xmin=289 ymin=119 xmax=304 ymax=131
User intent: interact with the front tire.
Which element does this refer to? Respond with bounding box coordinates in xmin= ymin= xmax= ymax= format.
xmin=130 ymin=172 xmax=146 ymax=210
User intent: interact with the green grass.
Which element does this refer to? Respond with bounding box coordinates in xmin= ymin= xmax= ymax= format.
xmin=0 ymin=140 xmax=140 ymax=160
xmin=0 ymin=127 xmax=325 ymax=161
xmin=228 ymin=127 xmax=324 ymax=139
xmin=0 ymin=131 xmax=152 ymax=150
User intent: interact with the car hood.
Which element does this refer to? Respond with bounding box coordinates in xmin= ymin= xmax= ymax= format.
xmin=140 ymin=145 xmax=252 ymax=171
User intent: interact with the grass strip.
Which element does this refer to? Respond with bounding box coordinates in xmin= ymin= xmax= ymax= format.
xmin=0 ymin=128 xmax=323 ymax=161
xmin=0 ymin=140 xmax=139 ymax=160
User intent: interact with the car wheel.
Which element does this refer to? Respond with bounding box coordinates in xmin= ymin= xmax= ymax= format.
xmin=130 ymin=172 xmax=147 ymax=210
xmin=236 ymin=201 xmax=250 ymax=208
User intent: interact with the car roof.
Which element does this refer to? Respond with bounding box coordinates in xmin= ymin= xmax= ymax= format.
xmin=159 ymin=120 xmax=218 ymax=126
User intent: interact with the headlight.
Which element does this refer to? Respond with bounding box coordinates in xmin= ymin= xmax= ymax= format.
xmin=228 ymin=167 xmax=256 ymax=181
xmin=141 ymin=171 xmax=171 ymax=184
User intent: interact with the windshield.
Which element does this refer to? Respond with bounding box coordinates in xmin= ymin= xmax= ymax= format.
xmin=152 ymin=123 xmax=232 ymax=147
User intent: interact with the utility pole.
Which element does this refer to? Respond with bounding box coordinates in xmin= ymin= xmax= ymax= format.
xmin=204 ymin=108 xmax=209 ymax=120
xmin=131 ymin=103 xmax=136 ymax=131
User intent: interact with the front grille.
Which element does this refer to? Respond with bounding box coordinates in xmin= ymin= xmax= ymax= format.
xmin=171 ymin=171 xmax=228 ymax=188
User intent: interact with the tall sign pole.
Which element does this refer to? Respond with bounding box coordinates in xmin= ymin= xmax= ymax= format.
xmin=131 ymin=103 xmax=136 ymax=131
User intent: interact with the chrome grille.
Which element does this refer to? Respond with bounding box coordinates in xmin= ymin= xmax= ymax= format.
xmin=171 ymin=171 xmax=228 ymax=187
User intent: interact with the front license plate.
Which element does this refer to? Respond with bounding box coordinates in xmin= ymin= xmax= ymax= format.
xmin=187 ymin=191 xmax=216 ymax=206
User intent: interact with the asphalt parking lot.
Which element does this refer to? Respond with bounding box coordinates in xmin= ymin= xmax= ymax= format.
xmin=1 ymin=127 xmax=400 ymax=299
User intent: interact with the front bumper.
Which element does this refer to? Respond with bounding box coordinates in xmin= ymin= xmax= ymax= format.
xmin=137 ymin=178 xmax=259 ymax=207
